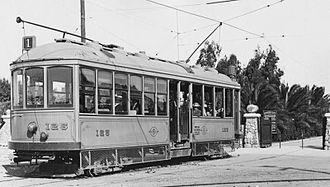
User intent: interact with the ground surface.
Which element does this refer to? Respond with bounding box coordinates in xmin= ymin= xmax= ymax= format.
xmin=1 ymin=137 xmax=330 ymax=187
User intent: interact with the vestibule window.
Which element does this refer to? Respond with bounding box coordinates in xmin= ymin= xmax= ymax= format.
xmin=26 ymin=68 xmax=44 ymax=108
xmin=157 ymin=79 xmax=167 ymax=115
xmin=130 ymin=75 xmax=142 ymax=115
xmin=98 ymin=70 xmax=113 ymax=114
xmin=115 ymin=73 xmax=128 ymax=114
xmin=144 ymin=77 xmax=155 ymax=115
xmin=48 ymin=67 xmax=73 ymax=107
xmin=13 ymin=69 xmax=23 ymax=108
xmin=80 ymin=68 xmax=95 ymax=113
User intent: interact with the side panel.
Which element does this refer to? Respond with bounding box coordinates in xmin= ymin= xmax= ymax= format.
xmin=10 ymin=110 xmax=76 ymax=142
xmin=192 ymin=118 xmax=234 ymax=142
xmin=80 ymin=116 xmax=169 ymax=149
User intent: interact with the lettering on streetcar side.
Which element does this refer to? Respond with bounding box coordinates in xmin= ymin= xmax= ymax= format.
xmin=96 ymin=129 xmax=110 ymax=137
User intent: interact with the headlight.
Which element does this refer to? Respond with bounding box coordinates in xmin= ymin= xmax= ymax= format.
xmin=27 ymin=122 xmax=38 ymax=138
xmin=40 ymin=132 xmax=48 ymax=142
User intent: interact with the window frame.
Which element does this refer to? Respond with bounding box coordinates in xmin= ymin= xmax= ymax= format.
xmin=48 ymin=66 xmax=73 ymax=108
xmin=156 ymin=78 xmax=167 ymax=116
xmin=144 ymin=76 xmax=156 ymax=115
xmin=12 ymin=68 xmax=24 ymax=109
xmin=97 ymin=69 xmax=113 ymax=114
xmin=130 ymin=74 xmax=142 ymax=115
xmin=79 ymin=67 xmax=96 ymax=113
xmin=114 ymin=72 xmax=129 ymax=114
xmin=224 ymin=88 xmax=234 ymax=118
xmin=26 ymin=67 xmax=44 ymax=108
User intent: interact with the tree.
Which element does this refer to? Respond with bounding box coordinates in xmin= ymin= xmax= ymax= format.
xmin=260 ymin=45 xmax=284 ymax=87
xmin=276 ymin=84 xmax=330 ymax=140
xmin=216 ymin=54 xmax=241 ymax=76
xmin=196 ymin=40 xmax=221 ymax=68
xmin=0 ymin=78 xmax=10 ymax=115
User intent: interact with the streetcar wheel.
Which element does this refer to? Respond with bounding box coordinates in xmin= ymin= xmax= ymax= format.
xmin=83 ymin=169 xmax=94 ymax=177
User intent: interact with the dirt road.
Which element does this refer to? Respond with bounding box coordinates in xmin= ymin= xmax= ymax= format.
xmin=1 ymin=137 xmax=330 ymax=187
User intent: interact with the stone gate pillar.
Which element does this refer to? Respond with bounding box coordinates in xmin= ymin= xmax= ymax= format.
xmin=324 ymin=113 xmax=330 ymax=150
xmin=243 ymin=113 xmax=261 ymax=148
xmin=243 ymin=104 xmax=261 ymax=148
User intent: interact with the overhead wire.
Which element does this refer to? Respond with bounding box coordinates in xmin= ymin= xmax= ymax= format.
xmin=206 ymin=0 xmax=240 ymax=5
xmin=224 ymin=0 xmax=284 ymax=22
xmin=145 ymin=0 xmax=264 ymax=38
xmin=167 ymin=0 xmax=285 ymax=36
xmin=87 ymin=0 xmax=177 ymax=35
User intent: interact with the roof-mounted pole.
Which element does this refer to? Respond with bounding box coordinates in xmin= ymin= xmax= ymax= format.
xmin=16 ymin=16 xmax=93 ymax=43
xmin=80 ymin=0 xmax=86 ymax=43
xmin=186 ymin=22 xmax=222 ymax=63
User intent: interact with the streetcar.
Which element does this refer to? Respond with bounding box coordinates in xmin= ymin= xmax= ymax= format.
xmin=6 ymin=35 xmax=240 ymax=176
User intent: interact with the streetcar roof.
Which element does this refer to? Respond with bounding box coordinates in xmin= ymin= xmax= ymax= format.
xmin=13 ymin=39 xmax=240 ymax=87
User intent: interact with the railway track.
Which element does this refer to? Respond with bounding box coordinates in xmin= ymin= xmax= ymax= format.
xmin=163 ymin=178 xmax=330 ymax=187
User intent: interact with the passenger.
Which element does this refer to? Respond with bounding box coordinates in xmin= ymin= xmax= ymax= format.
xmin=193 ymin=103 xmax=201 ymax=117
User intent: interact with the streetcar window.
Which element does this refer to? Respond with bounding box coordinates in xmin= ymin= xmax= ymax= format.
xmin=157 ymin=79 xmax=167 ymax=115
xmin=215 ymin=87 xmax=224 ymax=118
xmin=192 ymin=84 xmax=202 ymax=117
xmin=80 ymin=68 xmax=95 ymax=113
xmin=48 ymin=67 xmax=73 ymax=107
xmin=144 ymin=77 xmax=155 ymax=115
xmin=225 ymin=88 xmax=233 ymax=117
xmin=26 ymin=68 xmax=44 ymax=108
xmin=13 ymin=69 xmax=23 ymax=108
xmin=115 ymin=73 xmax=128 ymax=114
xmin=204 ymin=86 xmax=213 ymax=116
xmin=98 ymin=70 xmax=112 ymax=114
xmin=130 ymin=75 xmax=142 ymax=115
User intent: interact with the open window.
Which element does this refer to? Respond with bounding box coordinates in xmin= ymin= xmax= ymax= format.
xmin=192 ymin=84 xmax=202 ymax=117
xmin=157 ymin=79 xmax=167 ymax=116
xmin=130 ymin=75 xmax=142 ymax=115
xmin=115 ymin=73 xmax=128 ymax=114
xmin=225 ymin=88 xmax=233 ymax=117
xmin=98 ymin=70 xmax=113 ymax=114
xmin=144 ymin=77 xmax=155 ymax=115
xmin=204 ymin=86 xmax=213 ymax=116
xmin=215 ymin=87 xmax=224 ymax=118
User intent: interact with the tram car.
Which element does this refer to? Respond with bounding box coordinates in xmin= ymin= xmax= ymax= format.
xmin=7 ymin=37 xmax=241 ymax=176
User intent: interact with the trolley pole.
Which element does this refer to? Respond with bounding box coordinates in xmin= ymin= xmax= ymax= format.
xmin=80 ymin=0 xmax=86 ymax=43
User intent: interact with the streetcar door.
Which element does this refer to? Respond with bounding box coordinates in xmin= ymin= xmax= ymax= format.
xmin=179 ymin=82 xmax=190 ymax=141
xmin=169 ymin=80 xmax=190 ymax=143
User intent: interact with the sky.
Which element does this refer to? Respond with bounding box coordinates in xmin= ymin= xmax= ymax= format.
xmin=1 ymin=0 xmax=329 ymax=93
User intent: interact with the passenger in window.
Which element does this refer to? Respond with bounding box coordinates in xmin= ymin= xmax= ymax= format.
xmin=132 ymin=100 xmax=141 ymax=114
xmin=193 ymin=102 xmax=201 ymax=117
xmin=216 ymin=107 xmax=224 ymax=118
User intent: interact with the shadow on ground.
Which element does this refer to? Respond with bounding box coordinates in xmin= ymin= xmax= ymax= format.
xmin=303 ymin=145 xmax=324 ymax=150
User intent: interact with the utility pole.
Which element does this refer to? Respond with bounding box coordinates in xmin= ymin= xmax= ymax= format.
xmin=80 ymin=0 xmax=86 ymax=42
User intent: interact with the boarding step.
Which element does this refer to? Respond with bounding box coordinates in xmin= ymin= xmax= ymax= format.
xmin=170 ymin=148 xmax=191 ymax=158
